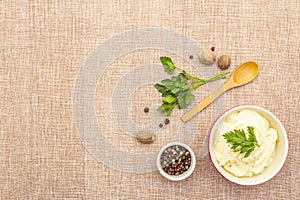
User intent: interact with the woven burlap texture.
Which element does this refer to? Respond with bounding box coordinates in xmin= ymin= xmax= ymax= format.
xmin=1 ymin=0 xmax=299 ymax=199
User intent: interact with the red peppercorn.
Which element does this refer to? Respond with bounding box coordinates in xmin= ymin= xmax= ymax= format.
xmin=211 ymin=46 xmax=215 ymax=51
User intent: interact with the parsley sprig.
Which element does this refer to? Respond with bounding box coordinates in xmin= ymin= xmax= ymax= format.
xmin=154 ymin=56 xmax=229 ymax=116
xmin=223 ymin=126 xmax=260 ymax=158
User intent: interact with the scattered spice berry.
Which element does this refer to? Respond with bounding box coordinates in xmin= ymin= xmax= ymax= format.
xmin=159 ymin=123 xmax=163 ymax=128
xmin=164 ymin=118 xmax=170 ymax=125
xmin=198 ymin=48 xmax=216 ymax=64
xmin=160 ymin=145 xmax=192 ymax=176
xmin=189 ymin=55 xmax=193 ymax=59
xmin=136 ymin=131 xmax=156 ymax=144
xmin=144 ymin=107 xmax=149 ymax=113
xmin=211 ymin=46 xmax=215 ymax=51
xmin=217 ymin=55 xmax=231 ymax=70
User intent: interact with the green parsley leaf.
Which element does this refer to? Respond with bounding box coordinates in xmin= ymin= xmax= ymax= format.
xmin=161 ymin=79 xmax=174 ymax=88
xmin=170 ymin=87 xmax=181 ymax=94
xmin=223 ymin=126 xmax=260 ymax=158
xmin=163 ymin=94 xmax=177 ymax=104
xmin=154 ymin=84 xmax=168 ymax=93
xmin=177 ymin=91 xmax=195 ymax=109
xmin=160 ymin=56 xmax=176 ymax=74
xmin=157 ymin=102 xmax=176 ymax=116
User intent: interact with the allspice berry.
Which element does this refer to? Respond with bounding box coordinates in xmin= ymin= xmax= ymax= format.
xmin=199 ymin=48 xmax=216 ymax=65
xmin=217 ymin=55 xmax=231 ymax=70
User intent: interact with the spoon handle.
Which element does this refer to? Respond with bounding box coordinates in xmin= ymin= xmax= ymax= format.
xmin=181 ymin=86 xmax=225 ymax=122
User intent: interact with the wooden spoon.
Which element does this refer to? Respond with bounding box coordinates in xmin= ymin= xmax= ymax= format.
xmin=181 ymin=61 xmax=259 ymax=122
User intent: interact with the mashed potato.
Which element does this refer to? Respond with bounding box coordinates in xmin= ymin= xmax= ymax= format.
xmin=213 ymin=109 xmax=278 ymax=177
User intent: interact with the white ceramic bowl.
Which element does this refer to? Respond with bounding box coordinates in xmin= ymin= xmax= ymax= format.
xmin=157 ymin=142 xmax=196 ymax=181
xmin=208 ymin=105 xmax=288 ymax=185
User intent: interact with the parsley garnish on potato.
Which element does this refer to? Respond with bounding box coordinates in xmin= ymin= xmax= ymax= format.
xmin=223 ymin=126 xmax=260 ymax=158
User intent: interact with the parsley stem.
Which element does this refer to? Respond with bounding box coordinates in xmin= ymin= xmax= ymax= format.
xmin=175 ymin=66 xmax=185 ymax=72
xmin=192 ymin=82 xmax=206 ymax=90
xmin=191 ymin=71 xmax=230 ymax=90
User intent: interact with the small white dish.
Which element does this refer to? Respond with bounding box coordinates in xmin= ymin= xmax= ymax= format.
xmin=208 ymin=105 xmax=288 ymax=185
xmin=157 ymin=142 xmax=196 ymax=181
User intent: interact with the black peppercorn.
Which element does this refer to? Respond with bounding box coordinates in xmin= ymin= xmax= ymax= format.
xmin=144 ymin=107 xmax=149 ymax=113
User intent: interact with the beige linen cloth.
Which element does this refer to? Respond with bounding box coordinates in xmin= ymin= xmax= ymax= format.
xmin=1 ymin=1 xmax=299 ymax=199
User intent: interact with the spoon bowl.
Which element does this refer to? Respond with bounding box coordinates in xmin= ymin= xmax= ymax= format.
xmin=181 ymin=61 xmax=259 ymax=122
xmin=224 ymin=61 xmax=259 ymax=90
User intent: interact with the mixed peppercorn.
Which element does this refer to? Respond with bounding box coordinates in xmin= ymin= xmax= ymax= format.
xmin=160 ymin=145 xmax=192 ymax=176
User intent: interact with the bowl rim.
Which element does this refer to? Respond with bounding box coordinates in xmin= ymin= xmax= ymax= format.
xmin=208 ymin=105 xmax=289 ymax=185
xmin=157 ymin=142 xmax=196 ymax=181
